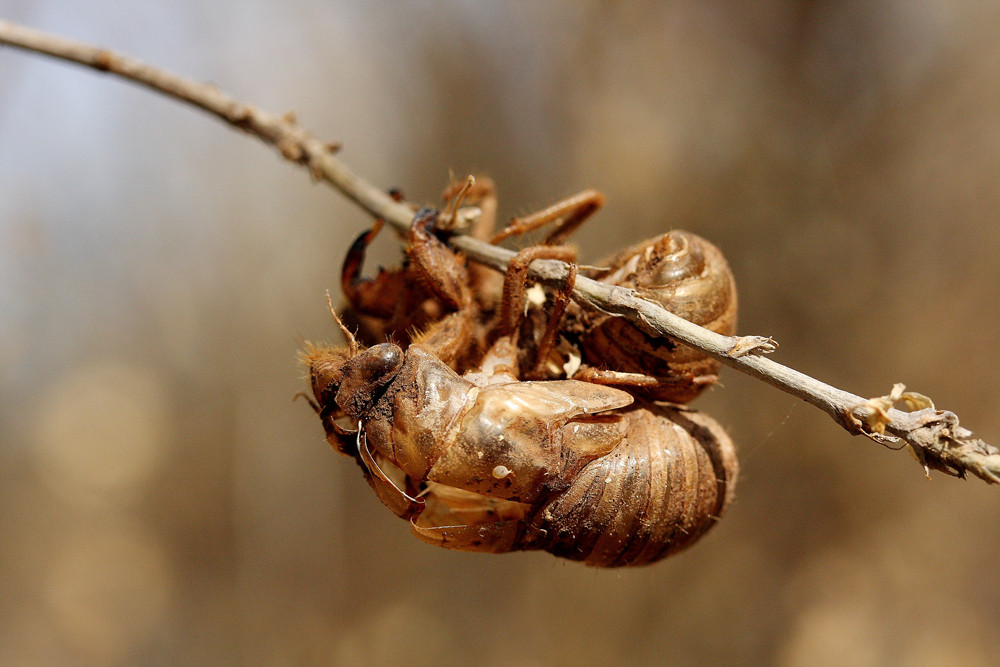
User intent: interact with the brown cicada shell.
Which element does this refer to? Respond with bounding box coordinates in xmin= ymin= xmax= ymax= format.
xmin=303 ymin=336 xmax=737 ymax=567
xmin=439 ymin=180 xmax=740 ymax=402
xmin=413 ymin=399 xmax=737 ymax=566
xmin=302 ymin=197 xmax=739 ymax=566
xmin=568 ymin=230 xmax=738 ymax=403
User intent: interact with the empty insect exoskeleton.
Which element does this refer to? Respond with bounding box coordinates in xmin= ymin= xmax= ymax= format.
xmin=566 ymin=229 xmax=738 ymax=403
xmin=338 ymin=178 xmax=739 ymax=404
xmin=471 ymin=181 xmax=740 ymax=401
xmin=302 ymin=206 xmax=738 ymax=566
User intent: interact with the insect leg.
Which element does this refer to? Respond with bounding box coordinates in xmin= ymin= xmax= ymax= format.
xmin=443 ymin=176 xmax=502 ymax=312
xmin=441 ymin=175 xmax=497 ymax=241
xmin=410 ymin=519 xmax=527 ymax=554
xmin=490 ymin=189 xmax=605 ymax=245
xmin=528 ymin=261 xmax=578 ymax=380
xmin=406 ymin=208 xmax=478 ymax=367
xmin=498 ymin=245 xmax=577 ymax=335
xmin=356 ymin=424 xmax=425 ymax=520
xmin=572 ymin=366 xmax=719 ymax=391
xmin=407 ymin=208 xmax=471 ymax=312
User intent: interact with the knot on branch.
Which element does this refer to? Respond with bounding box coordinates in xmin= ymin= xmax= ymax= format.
xmin=897 ymin=409 xmax=1000 ymax=485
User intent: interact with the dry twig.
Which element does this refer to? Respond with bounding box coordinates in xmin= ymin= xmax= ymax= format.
xmin=2 ymin=19 xmax=998 ymax=484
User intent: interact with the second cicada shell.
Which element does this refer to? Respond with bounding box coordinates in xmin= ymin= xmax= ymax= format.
xmin=573 ymin=230 xmax=738 ymax=403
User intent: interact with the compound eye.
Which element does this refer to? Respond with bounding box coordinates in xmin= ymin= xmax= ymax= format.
xmin=368 ymin=343 xmax=403 ymax=379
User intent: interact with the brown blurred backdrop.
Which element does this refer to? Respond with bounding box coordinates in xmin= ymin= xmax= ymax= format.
xmin=2 ymin=2 xmax=999 ymax=665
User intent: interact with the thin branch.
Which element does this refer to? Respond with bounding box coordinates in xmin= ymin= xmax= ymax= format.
xmin=0 ymin=20 xmax=413 ymax=227
xmin=2 ymin=19 xmax=998 ymax=484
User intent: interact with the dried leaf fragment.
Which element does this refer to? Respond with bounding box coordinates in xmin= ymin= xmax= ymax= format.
xmin=851 ymin=383 xmax=934 ymax=435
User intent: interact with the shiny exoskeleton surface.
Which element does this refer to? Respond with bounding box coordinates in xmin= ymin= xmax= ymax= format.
xmin=416 ymin=398 xmax=738 ymax=566
xmin=569 ymin=230 xmax=738 ymax=403
xmin=302 ymin=196 xmax=740 ymax=566
xmin=304 ymin=334 xmax=737 ymax=566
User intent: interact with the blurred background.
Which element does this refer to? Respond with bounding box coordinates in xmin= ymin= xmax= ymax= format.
xmin=2 ymin=2 xmax=999 ymax=664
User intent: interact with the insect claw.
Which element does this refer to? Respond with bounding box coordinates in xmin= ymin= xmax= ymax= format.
xmin=438 ymin=175 xmax=475 ymax=231
xmin=329 ymin=418 xmax=358 ymax=436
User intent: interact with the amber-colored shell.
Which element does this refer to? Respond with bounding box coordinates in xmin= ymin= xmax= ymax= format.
xmin=409 ymin=400 xmax=738 ymax=567
xmin=527 ymin=401 xmax=737 ymax=566
xmin=309 ymin=339 xmax=738 ymax=567
xmin=578 ymin=230 xmax=737 ymax=403
xmin=305 ymin=212 xmax=741 ymax=567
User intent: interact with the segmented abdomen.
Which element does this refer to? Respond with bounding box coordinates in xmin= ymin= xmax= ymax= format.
xmin=525 ymin=401 xmax=738 ymax=566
